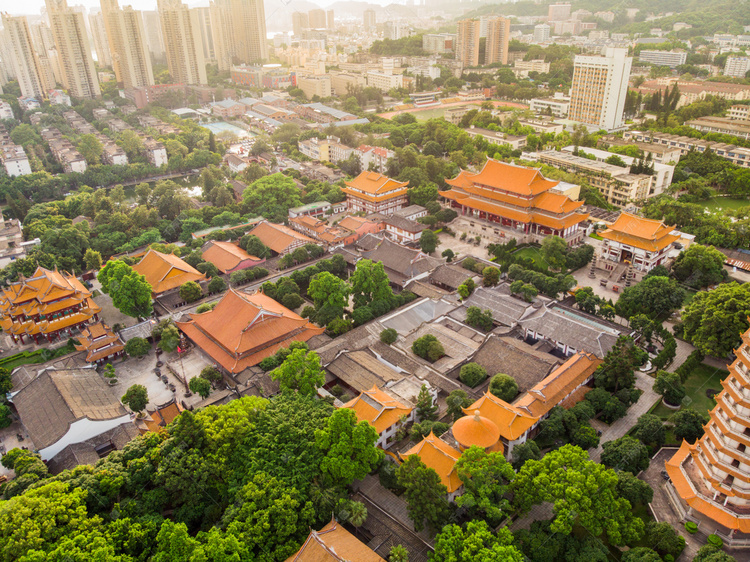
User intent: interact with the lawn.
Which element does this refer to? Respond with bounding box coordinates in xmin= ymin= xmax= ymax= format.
xmin=512 ymin=246 xmax=550 ymax=271
xmin=701 ymin=196 xmax=750 ymax=214
xmin=650 ymin=362 xmax=729 ymax=420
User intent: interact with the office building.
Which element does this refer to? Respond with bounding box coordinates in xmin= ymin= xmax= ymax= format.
xmin=89 ymin=11 xmax=112 ymax=67
xmin=485 ymin=16 xmax=510 ymax=65
xmin=533 ymin=23 xmax=550 ymax=43
xmin=157 ymin=0 xmax=206 ymax=85
xmin=308 ymin=9 xmax=325 ymax=29
xmin=725 ymin=56 xmax=750 ymax=78
xmin=0 ymin=14 xmax=49 ymax=98
xmin=326 ymin=10 xmax=334 ymax=29
xmin=456 ymin=19 xmax=481 ymax=67
xmin=292 ymin=11 xmax=308 ymax=36
xmin=638 ymin=50 xmax=687 ymax=68
xmin=548 ymin=2 xmax=571 ymax=21
xmin=140 ymin=10 xmax=165 ymax=63
xmin=569 ymin=47 xmax=631 ymax=130
xmin=100 ymin=0 xmax=154 ymax=90
xmin=363 ymin=9 xmax=376 ymax=31
xmin=210 ymin=0 xmax=268 ymax=70
xmin=46 ymin=0 xmax=101 ymax=99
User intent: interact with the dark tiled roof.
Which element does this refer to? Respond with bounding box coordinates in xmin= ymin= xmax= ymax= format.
xmin=429 ymin=264 xmax=474 ymax=290
xmin=326 ymin=350 xmax=403 ymax=393
xmin=362 ymin=239 xmax=441 ymax=287
xmin=459 ymin=285 xmax=539 ymax=326
xmin=384 ymin=215 xmax=426 ymax=233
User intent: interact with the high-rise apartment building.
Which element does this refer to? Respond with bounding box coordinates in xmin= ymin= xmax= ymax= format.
xmin=1 ymin=14 xmax=49 ymax=98
xmin=456 ymin=19 xmax=481 ymax=67
xmin=157 ymin=0 xmax=207 ymax=85
xmin=140 ymin=10 xmax=165 ymax=63
xmin=533 ymin=23 xmax=550 ymax=43
xmin=100 ymin=0 xmax=154 ymax=90
xmin=547 ymin=2 xmax=571 ymax=21
xmin=46 ymin=0 xmax=101 ymax=99
xmin=292 ymin=11 xmax=308 ymax=36
xmin=190 ymin=7 xmax=215 ymax=63
xmin=363 ymin=9 xmax=376 ymax=31
xmin=569 ymin=47 xmax=631 ymax=130
xmin=209 ymin=0 xmax=268 ymax=71
xmin=29 ymin=22 xmax=62 ymax=87
xmin=308 ymin=9 xmax=326 ymax=29
xmin=326 ymin=10 xmax=334 ymax=30
xmin=485 ymin=16 xmax=510 ymax=65
xmin=88 ymin=11 xmax=112 ymax=67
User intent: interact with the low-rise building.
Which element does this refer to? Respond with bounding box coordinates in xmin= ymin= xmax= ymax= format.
xmin=638 ymin=50 xmax=688 ymax=68
xmin=343 ymin=385 xmax=414 ymax=449
xmin=288 ymin=201 xmax=332 ymax=219
xmin=343 ymin=171 xmax=408 ymax=215
xmin=102 ymin=142 xmax=128 ymax=166
xmin=18 ymin=96 xmax=40 ymax=112
xmin=529 ymin=92 xmax=571 ymax=117
xmin=0 ymin=101 xmax=13 ymax=120
xmin=383 ymin=214 xmax=426 ymax=244
xmin=357 ymin=145 xmax=393 ymax=173
xmin=131 ymin=249 xmax=206 ymax=296
xmin=298 ymin=136 xmax=330 ymax=161
xmin=295 ymin=103 xmax=357 ymax=124
xmin=248 ymin=220 xmax=315 ymax=255
xmin=687 ymin=115 xmax=750 ymax=140
xmin=445 ymin=105 xmax=472 ymax=125
xmin=600 ymin=135 xmax=682 ymax=164
xmin=48 ymin=89 xmax=72 ymax=106
xmin=210 ymin=99 xmax=246 ymax=119
xmin=401 ymin=432 xmax=464 ymax=501
xmin=466 ymin=127 xmax=527 ymax=150
xmin=366 ymin=71 xmax=403 ymax=92
xmin=0 ymin=143 xmax=31 ymax=176
xmin=288 ymin=519 xmax=385 ymax=561
xmin=142 ymin=137 xmax=168 ymax=167
xmin=623 ymin=130 xmax=750 ymax=167
xmin=513 ymin=59 xmax=551 ymax=78
xmin=297 ymin=75 xmax=332 ymax=99
xmin=422 ymin=33 xmax=455 ymax=54
xmin=75 ymin=322 xmax=125 ymax=364
xmin=201 ymin=240 xmax=265 ymax=274
xmin=288 ymin=215 xmax=351 ymax=247
xmin=725 ymin=56 xmax=750 ymax=78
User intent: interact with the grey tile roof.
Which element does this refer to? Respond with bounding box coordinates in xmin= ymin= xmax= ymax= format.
xmin=460 ymin=286 xmax=539 ymax=326
xmin=429 ymin=264 xmax=474 ymax=290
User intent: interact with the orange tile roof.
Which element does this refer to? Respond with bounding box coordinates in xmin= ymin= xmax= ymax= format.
xmin=599 ymin=212 xmax=680 ymax=252
xmin=75 ymin=321 xmax=124 ymax=363
xmin=132 ymin=249 xmax=205 ymax=294
xmin=249 ymin=221 xmax=315 ymax=255
xmin=338 ymin=216 xmax=373 ymax=231
xmin=452 ymin=410 xmax=501 ymax=450
xmin=175 ymin=289 xmax=325 ymax=373
xmin=201 ymin=241 xmax=262 ymax=274
xmin=286 ymin=519 xmax=385 ymax=562
xmin=345 ymin=171 xmax=408 ymax=195
xmin=401 ymin=432 xmax=463 ymax=493
xmin=342 ymin=385 xmax=413 ymax=434
xmin=447 ymin=159 xmax=559 ymax=197
xmin=342 ymin=187 xmax=408 ymax=204
xmin=514 ymin=352 xmax=601 ymax=418
xmin=464 ymin=391 xmax=538 ymax=442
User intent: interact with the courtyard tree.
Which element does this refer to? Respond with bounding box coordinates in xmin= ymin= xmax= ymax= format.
xmin=682 ymin=282 xmax=750 ymax=357
xmin=419 ymin=229 xmax=438 ymax=254
xmin=77 ymin=134 xmax=103 ymax=165
xmin=653 ymin=370 xmax=686 ymax=406
xmin=84 ymin=248 xmax=102 ymax=271
xmin=672 ymin=244 xmax=728 ymax=289
xmin=349 ymin=259 xmax=393 ymax=309
xmin=540 ymin=235 xmax=567 ymax=271
xmin=125 ymin=337 xmax=151 ymax=358
xmin=380 ymin=328 xmax=397 ymax=344
xmin=446 ymin=389 xmax=472 ymax=421
xmin=593 ymin=335 xmax=648 ymax=392
xmin=207 ymin=277 xmax=226 ymax=294
xmin=157 ymin=325 xmax=180 ymax=353
xmin=459 ymin=362 xmax=487 ymax=388
xmin=454 ymin=446 xmax=515 ymax=526
xmin=239 ymin=235 xmax=270 ymax=259
xmin=645 ymin=521 xmax=686 ymax=559
xmin=270 ymin=348 xmax=324 ymax=396
xmin=632 ymin=413 xmax=666 ymax=448
xmin=188 ymin=377 xmax=211 ymax=399
xmin=600 ymin=435 xmax=650 ymax=474
xmin=616 ymin=470 xmax=654 ymax=507
xmin=489 ymin=374 xmax=518 ymax=402
xmin=465 ymin=306 xmax=493 ymax=331
xmin=513 ymin=444 xmax=644 ymax=545
xmin=614 ymin=276 xmax=685 ymax=319
xmin=179 ymin=281 xmax=203 ymax=303
xmin=308 ymin=271 xmax=350 ymax=321
xmin=122 ymin=384 xmax=149 ymax=414
xmin=97 ymin=260 xmax=153 ymax=318
xmin=671 ymin=409 xmax=710 ymax=443
xmin=482 ymin=266 xmax=500 ymax=287
xmin=200 ymin=366 xmax=222 ymax=383
xmin=432 ymin=521 xmax=523 ymax=561
xmin=396 ymin=455 xmax=451 ymax=533
xmin=415 ymin=384 xmax=438 ymax=421
xmin=510 ymin=441 xmax=542 ymax=471
xmin=411 ymin=334 xmax=444 ymax=362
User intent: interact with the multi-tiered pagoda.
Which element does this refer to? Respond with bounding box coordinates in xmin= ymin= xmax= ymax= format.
xmin=0 ymin=267 xmax=101 ymax=344
xmin=667 ymin=325 xmax=750 ymax=535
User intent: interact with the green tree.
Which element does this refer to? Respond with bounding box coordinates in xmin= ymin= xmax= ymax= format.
xmin=510 ymin=441 xmax=541 ymax=471
xmin=653 ymin=370 xmax=686 ymax=406
xmin=615 ymin=276 xmax=685 ymax=319
xmin=645 ymin=521 xmax=686 ymax=558
xmin=682 ymin=282 xmax=750 ymax=357
xmin=188 ymin=376 xmax=212 ymax=398
xmin=207 ymin=276 xmax=226 ymax=294
xmin=693 ymin=544 xmax=737 ymax=562
xmin=124 ymin=337 xmax=151 ymax=357
xmin=158 ymin=325 xmax=180 ymax=353
xmin=179 ymin=281 xmax=202 ymax=303
xmin=121 ymin=384 xmax=149 ymax=413
xmin=239 ymin=234 xmax=270 ymax=259
xmin=465 ymin=306 xmax=493 ymax=331
xmin=633 ymin=413 xmax=666 ymax=448
xmin=482 ymin=266 xmax=500 ymax=287
xmin=455 ymin=446 xmax=515 ymax=525
xmin=672 ymin=244 xmax=728 ymax=289
xmin=349 ymin=259 xmax=393 ymax=309
xmin=432 ymin=521 xmax=523 ymax=561
xmin=459 ymin=362 xmax=487 ymax=388
xmin=594 ymin=335 xmax=647 ymax=392
xmin=671 ymin=409 xmax=710 ymax=443
xmin=446 ymin=390 xmax=471 ymax=421
xmin=622 ymin=547 xmax=662 ymax=562
xmin=97 ymin=260 xmax=153 ymax=318
xmin=77 ymin=134 xmax=103 ymax=165
xmin=315 ymin=407 xmax=383 ymax=487
xmin=117 ymin=129 xmax=144 ymax=159
xmin=489 ymin=374 xmax=518 ymax=402
xmin=397 ymin=455 xmax=451 ymax=533
xmin=540 ymin=236 xmax=567 ymax=271
xmin=389 ymin=544 xmax=409 ymax=562
xmin=600 ymin=435 xmax=650 ymax=474
xmin=411 ymin=334 xmax=444 ymax=362
xmin=380 ymin=328 xmax=397 ymax=344
xmin=84 ymin=248 xmax=102 ymax=271
xmin=200 ymin=366 xmax=222 ymax=382
xmin=308 ymin=271 xmax=350 ymax=320
xmin=242 ymin=173 xmax=302 ymax=223
xmin=270 ymin=348 xmax=324 ymax=396
xmin=441 ymin=248 xmax=455 ymax=262
xmin=616 ymin=470 xmax=654 ymax=507
xmin=415 ymin=384 xmax=437 ymax=421
xmin=420 ymin=229 xmax=438 ymax=254
xmin=513 ymin=444 xmax=644 ymax=545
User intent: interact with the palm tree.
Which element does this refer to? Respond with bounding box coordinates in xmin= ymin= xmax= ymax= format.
xmin=346 ymin=501 xmax=368 ymax=527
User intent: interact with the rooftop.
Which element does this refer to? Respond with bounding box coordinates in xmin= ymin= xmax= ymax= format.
xmin=131 ymin=249 xmax=205 ymax=294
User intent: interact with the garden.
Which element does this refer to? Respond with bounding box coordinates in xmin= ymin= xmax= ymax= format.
xmin=650 ymin=362 xmax=728 ymax=421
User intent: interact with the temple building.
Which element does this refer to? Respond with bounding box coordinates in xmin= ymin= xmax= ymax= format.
xmin=598 ymin=212 xmax=679 ymax=273
xmin=0 ymin=267 xmax=101 ymax=344
xmin=75 ymin=322 xmax=125 ymax=364
xmin=286 ymin=519 xmax=385 ymax=561
xmin=342 ymin=171 xmax=408 ymax=215
xmin=401 ymin=431 xmax=464 ymax=501
xmin=201 ymin=240 xmax=265 ymax=274
xmin=452 ymin=410 xmax=503 ymax=453
xmin=175 ymin=289 xmax=325 ymax=374
xmin=440 ymin=159 xmax=588 ymax=245
xmin=343 ymin=385 xmax=414 ymax=449
xmin=131 ymin=249 xmax=206 ymax=295
xmin=666 ymin=325 xmax=750 ymax=538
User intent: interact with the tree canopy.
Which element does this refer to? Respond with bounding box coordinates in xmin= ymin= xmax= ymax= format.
xmin=682 ymin=282 xmax=750 ymax=357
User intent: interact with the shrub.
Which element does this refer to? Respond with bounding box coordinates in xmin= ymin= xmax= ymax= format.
xmin=259 ymin=356 xmax=281 ymax=372
xmin=380 ymin=328 xmax=398 ymax=345
xmin=459 ymin=363 xmax=488 ymax=388
xmin=685 ymin=521 xmax=698 ymax=534
xmin=412 ymin=334 xmax=445 ymax=362
xmin=489 ymin=373 xmax=518 ymax=401
xmin=707 ymin=534 xmax=723 ymax=548
xmin=196 ymin=302 xmax=217 ymax=313
xmin=327 ymin=318 xmax=352 ymax=336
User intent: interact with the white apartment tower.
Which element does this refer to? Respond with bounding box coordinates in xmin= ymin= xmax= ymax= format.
xmin=140 ymin=11 xmax=165 ymax=63
xmin=46 ymin=0 xmax=101 ymax=99
xmin=569 ymin=47 xmax=632 ymax=130
xmin=157 ymin=0 xmax=207 ymax=85
xmin=1 ymin=14 xmax=50 ymax=98
xmin=363 ymin=9 xmax=376 ymax=31
xmin=533 ymin=24 xmax=550 ymax=43
xmin=89 ymin=11 xmax=112 ymax=67
xmin=100 ymin=0 xmax=154 ymax=90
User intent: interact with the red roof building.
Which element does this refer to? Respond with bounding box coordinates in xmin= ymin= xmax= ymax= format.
xmin=131 ymin=249 xmax=206 ymax=295
xmin=75 ymin=322 xmax=125 ymax=364
xmin=343 ymin=171 xmax=408 ymax=215
xmin=598 ymin=212 xmax=679 ymax=272
xmin=201 ymin=240 xmax=265 ymax=274
xmin=440 ymin=159 xmax=589 ymax=245
xmin=176 ymin=290 xmax=325 ymax=374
